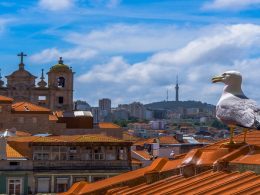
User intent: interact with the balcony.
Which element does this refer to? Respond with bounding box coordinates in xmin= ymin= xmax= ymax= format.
xmin=33 ymin=160 xmax=130 ymax=170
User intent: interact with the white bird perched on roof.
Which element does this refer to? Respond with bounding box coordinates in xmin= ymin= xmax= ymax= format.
xmin=211 ymin=70 xmax=260 ymax=144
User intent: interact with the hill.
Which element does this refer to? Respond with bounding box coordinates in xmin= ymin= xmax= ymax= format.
xmin=145 ymin=100 xmax=215 ymax=111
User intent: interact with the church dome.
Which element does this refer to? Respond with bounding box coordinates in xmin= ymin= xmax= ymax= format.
xmin=9 ymin=69 xmax=36 ymax=78
xmin=50 ymin=57 xmax=70 ymax=72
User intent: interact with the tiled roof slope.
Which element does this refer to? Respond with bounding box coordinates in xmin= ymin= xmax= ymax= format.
xmin=132 ymin=150 xmax=152 ymax=160
xmin=98 ymin=122 xmax=121 ymax=129
xmin=0 ymin=95 xmax=13 ymax=103
xmin=134 ymin=136 xmax=179 ymax=146
xmin=106 ymin=170 xmax=260 ymax=195
xmin=6 ymin=144 xmax=25 ymax=159
xmin=8 ymin=134 xmax=129 ymax=144
xmin=60 ymin=158 xmax=183 ymax=195
xmin=12 ymin=102 xmax=50 ymax=113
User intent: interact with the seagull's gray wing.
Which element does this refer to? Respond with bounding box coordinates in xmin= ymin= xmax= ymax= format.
xmin=216 ymin=96 xmax=256 ymax=128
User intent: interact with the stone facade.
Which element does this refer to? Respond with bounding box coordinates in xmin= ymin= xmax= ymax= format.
xmin=0 ymin=53 xmax=74 ymax=111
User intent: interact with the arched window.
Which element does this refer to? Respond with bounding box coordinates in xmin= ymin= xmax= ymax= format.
xmin=57 ymin=77 xmax=65 ymax=88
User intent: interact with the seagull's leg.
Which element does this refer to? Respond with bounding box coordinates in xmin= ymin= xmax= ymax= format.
xmin=229 ymin=125 xmax=235 ymax=144
xmin=243 ymin=128 xmax=248 ymax=143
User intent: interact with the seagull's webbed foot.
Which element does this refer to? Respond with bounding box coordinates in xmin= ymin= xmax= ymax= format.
xmin=228 ymin=125 xmax=236 ymax=145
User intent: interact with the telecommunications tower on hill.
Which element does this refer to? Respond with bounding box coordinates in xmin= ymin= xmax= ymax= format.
xmin=175 ymin=75 xmax=179 ymax=102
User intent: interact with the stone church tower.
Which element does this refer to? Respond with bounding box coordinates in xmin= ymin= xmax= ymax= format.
xmin=0 ymin=52 xmax=74 ymax=111
xmin=48 ymin=57 xmax=74 ymax=111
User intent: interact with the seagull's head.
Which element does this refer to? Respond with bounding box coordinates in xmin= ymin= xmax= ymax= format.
xmin=212 ymin=71 xmax=242 ymax=86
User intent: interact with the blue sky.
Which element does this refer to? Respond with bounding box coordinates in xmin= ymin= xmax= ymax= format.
xmin=1 ymin=0 xmax=260 ymax=106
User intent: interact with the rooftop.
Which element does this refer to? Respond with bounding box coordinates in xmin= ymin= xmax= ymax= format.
xmin=106 ymin=170 xmax=260 ymax=195
xmin=0 ymin=95 xmax=13 ymax=103
xmin=12 ymin=102 xmax=50 ymax=113
xmin=62 ymin=130 xmax=260 ymax=195
xmin=98 ymin=122 xmax=121 ymax=129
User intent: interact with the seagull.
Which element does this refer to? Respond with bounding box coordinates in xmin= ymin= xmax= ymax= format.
xmin=212 ymin=70 xmax=260 ymax=144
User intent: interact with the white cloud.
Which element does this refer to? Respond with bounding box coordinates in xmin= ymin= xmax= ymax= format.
xmin=65 ymin=24 xmax=199 ymax=53
xmin=203 ymin=0 xmax=260 ymax=10
xmin=107 ymin=0 xmax=121 ymax=8
xmin=75 ymin=24 xmax=260 ymax=105
xmin=0 ymin=18 xmax=14 ymax=34
xmin=38 ymin=0 xmax=74 ymax=11
xmin=30 ymin=47 xmax=97 ymax=64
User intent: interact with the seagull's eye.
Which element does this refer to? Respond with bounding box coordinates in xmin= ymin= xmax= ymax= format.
xmin=222 ymin=73 xmax=227 ymax=77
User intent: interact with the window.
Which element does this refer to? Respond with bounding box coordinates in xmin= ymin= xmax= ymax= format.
xmin=17 ymin=117 xmax=24 ymax=124
xmin=37 ymin=178 xmax=50 ymax=193
xmin=32 ymin=117 xmax=37 ymax=124
xmin=9 ymin=162 xmax=20 ymax=166
xmin=58 ymin=96 xmax=64 ymax=104
xmin=56 ymin=178 xmax=69 ymax=193
xmin=57 ymin=77 xmax=65 ymax=88
xmin=92 ymin=176 xmax=106 ymax=182
xmin=33 ymin=153 xmax=49 ymax=160
xmin=8 ymin=178 xmax=22 ymax=195
xmin=38 ymin=96 xmax=46 ymax=101
xmin=94 ymin=147 xmax=104 ymax=160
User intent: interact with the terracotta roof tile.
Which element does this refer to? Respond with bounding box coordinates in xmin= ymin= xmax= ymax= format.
xmin=132 ymin=150 xmax=152 ymax=160
xmin=0 ymin=95 xmax=13 ymax=103
xmin=62 ymin=130 xmax=260 ymax=195
xmin=98 ymin=122 xmax=121 ymax=129
xmin=12 ymin=102 xmax=50 ymax=113
xmin=6 ymin=144 xmax=25 ymax=159
xmin=8 ymin=134 xmax=129 ymax=144
xmin=106 ymin=171 xmax=260 ymax=195
xmin=49 ymin=114 xmax=58 ymax=121
xmin=134 ymin=136 xmax=179 ymax=146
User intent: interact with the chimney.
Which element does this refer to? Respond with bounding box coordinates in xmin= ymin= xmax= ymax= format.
xmin=175 ymin=132 xmax=183 ymax=142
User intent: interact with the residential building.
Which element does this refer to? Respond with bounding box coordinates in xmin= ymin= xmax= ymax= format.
xmin=0 ymin=133 xmax=132 ymax=194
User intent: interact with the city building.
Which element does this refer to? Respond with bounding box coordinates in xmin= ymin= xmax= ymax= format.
xmin=0 ymin=53 xmax=74 ymax=111
xmin=0 ymin=133 xmax=132 ymax=194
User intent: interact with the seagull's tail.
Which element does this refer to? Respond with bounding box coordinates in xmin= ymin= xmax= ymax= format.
xmin=254 ymin=120 xmax=260 ymax=130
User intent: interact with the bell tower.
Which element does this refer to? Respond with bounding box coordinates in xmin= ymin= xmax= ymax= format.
xmin=47 ymin=57 xmax=74 ymax=111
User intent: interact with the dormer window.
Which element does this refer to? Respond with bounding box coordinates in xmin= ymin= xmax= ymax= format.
xmin=57 ymin=77 xmax=65 ymax=88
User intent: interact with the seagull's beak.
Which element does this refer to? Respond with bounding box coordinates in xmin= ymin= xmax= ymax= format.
xmin=211 ymin=75 xmax=224 ymax=83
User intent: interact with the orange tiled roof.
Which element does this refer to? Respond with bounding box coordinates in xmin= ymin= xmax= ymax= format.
xmin=60 ymin=158 xmax=177 ymax=195
xmin=12 ymin=102 xmax=50 ymax=113
xmin=49 ymin=114 xmax=58 ymax=121
xmin=132 ymin=150 xmax=152 ymax=160
xmin=62 ymin=130 xmax=260 ymax=195
xmin=6 ymin=144 xmax=25 ymax=159
xmin=106 ymin=170 xmax=260 ymax=195
xmin=8 ymin=134 xmax=129 ymax=144
xmin=98 ymin=122 xmax=120 ymax=129
xmin=0 ymin=95 xmax=13 ymax=103
xmin=134 ymin=136 xmax=179 ymax=146
xmin=123 ymin=132 xmax=140 ymax=141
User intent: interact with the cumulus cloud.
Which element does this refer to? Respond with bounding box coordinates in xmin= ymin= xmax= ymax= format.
xmin=65 ymin=24 xmax=199 ymax=53
xmin=30 ymin=47 xmax=97 ymax=63
xmin=38 ymin=0 xmax=74 ymax=11
xmin=203 ymin=0 xmax=260 ymax=10
xmin=75 ymin=24 xmax=260 ymax=105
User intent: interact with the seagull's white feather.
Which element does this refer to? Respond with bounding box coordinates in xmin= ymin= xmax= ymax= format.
xmin=214 ymin=70 xmax=260 ymax=129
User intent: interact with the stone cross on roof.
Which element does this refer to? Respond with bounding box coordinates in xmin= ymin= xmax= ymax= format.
xmin=17 ymin=52 xmax=27 ymax=70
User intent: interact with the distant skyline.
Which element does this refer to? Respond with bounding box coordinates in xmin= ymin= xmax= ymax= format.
xmin=1 ymin=0 xmax=260 ymax=106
